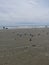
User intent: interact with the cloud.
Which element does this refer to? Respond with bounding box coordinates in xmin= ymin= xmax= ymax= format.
xmin=26 ymin=0 xmax=38 ymax=6
xmin=0 ymin=0 xmax=49 ymax=25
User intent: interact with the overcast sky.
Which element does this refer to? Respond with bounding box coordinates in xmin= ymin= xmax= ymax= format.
xmin=0 ymin=0 xmax=49 ymax=26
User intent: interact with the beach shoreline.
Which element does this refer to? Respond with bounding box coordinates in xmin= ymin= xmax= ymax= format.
xmin=0 ymin=28 xmax=49 ymax=65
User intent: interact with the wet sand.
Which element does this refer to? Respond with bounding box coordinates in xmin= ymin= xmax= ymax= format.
xmin=0 ymin=28 xmax=49 ymax=65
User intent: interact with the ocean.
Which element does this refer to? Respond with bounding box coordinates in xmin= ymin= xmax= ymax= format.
xmin=0 ymin=25 xmax=48 ymax=29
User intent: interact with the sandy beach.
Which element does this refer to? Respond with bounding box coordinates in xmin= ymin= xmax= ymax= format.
xmin=0 ymin=28 xmax=49 ymax=65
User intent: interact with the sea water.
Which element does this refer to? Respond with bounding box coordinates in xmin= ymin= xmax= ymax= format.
xmin=0 ymin=25 xmax=48 ymax=29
